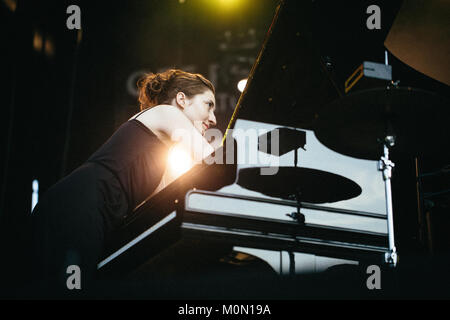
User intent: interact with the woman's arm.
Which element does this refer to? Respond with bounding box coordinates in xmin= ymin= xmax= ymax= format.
xmin=135 ymin=105 xmax=215 ymax=162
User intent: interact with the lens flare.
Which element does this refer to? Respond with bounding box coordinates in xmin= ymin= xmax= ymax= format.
xmin=168 ymin=145 xmax=193 ymax=177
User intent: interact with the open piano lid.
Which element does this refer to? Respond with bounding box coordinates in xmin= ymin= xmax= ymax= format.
xmin=226 ymin=0 xmax=341 ymax=133
xmin=226 ymin=0 xmax=401 ymax=133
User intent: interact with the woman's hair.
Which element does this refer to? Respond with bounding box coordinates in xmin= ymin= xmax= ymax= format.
xmin=137 ymin=69 xmax=215 ymax=111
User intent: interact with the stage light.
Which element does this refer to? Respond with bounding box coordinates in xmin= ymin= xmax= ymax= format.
xmin=44 ymin=38 xmax=55 ymax=57
xmin=237 ymin=78 xmax=247 ymax=92
xmin=200 ymin=0 xmax=247 ymax=13
xmin=33 ymin=31 xmax=43 ymax=52
xmin=168 ymin=145 xmax=193 ymax=177
xmin=31 ymin=179 xmax=39 ymax=213
xmin=3 ymin=0 xmax=17 ymax=12
xmin=218 ymin=0 xmax=240 ymax=8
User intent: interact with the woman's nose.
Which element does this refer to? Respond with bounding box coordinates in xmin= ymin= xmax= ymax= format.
xmin=209 ymin=111 xmax=217 ymax=127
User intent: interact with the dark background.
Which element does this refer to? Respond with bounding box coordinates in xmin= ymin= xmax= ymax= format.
xmin=0 ymin=0 xmax=277 ymax=234
xmin=0 ymin=0 xmax=279 ymax=294
xmin=1 ymin=0 xmax=449 ymax=297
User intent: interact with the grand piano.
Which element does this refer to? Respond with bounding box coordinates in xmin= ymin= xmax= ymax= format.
xmin=96 ymin=0 xmax=450 ymax=296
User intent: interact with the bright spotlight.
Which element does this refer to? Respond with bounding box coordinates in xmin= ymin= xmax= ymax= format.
xmin=237 ymin=78 xmax=247 ymax=92
xmin=218 ymin=0 xmax=241 ymax=9
xmin=168 ymin=145 xmax=193 ymax=177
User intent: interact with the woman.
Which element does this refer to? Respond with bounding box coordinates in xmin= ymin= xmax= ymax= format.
xmin=29 ymin=69 xmax=217 ymax=294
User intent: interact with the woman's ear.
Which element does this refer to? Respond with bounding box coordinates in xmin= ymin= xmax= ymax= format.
xmin=176 ymin=92 xmax=187 ymax=109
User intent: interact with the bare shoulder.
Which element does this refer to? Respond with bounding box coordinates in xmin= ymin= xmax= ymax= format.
xmin=131 ymin=104 xmax=192 ymax=140
xmin=131 ymin=104 xmax=214 ymax=160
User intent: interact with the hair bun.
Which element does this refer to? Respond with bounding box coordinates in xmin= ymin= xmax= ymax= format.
xmin=149 ymin=74 xmax=163 ymax=94
xmin=139 ymin=73 xmax=169 ymax=106
xmin=137 ymin=69 xmax=215 ymax=111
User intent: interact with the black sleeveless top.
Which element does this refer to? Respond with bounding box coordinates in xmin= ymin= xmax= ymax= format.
xmin=87 ymin=119 xmax=168 ymax=216
xmin=28 ymin=118 xmax=168 ymax=284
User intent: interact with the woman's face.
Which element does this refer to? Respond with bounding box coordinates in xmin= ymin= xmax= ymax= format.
xmin=178 ymin=89 xmax=217 ymax=136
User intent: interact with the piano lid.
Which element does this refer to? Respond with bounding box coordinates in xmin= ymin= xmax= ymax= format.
xmin=225 ymin=0 xmax=405 ymax=135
